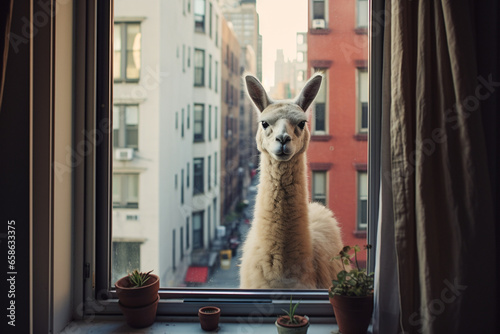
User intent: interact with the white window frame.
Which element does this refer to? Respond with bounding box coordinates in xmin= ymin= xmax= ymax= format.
xmin=357 ymin=68 xmax=369 ymax=133
xmin=312 ymin=68 xmax=328 ymax=135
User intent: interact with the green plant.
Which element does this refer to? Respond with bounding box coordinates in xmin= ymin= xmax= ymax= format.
xmin=281 ymin=296 xmax=301 ymax=325
xmin=128 ymin=269 xmax=153 ymax=287
xmin=329 ymin=245 xmax=374 ymax=297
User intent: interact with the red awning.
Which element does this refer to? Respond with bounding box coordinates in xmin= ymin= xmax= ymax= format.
xmin=185 ymin=266 xmax=209 ymax=283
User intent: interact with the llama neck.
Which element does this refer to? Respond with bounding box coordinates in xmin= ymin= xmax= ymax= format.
xmin=255 ymin=152 xmax=311 ymax=250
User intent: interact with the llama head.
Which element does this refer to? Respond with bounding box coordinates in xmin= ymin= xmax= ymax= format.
xmin=244 ymin=73 xmax=323 ymax=162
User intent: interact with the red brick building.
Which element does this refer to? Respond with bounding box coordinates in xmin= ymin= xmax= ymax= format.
xmin=307 ymin=0 xmax=369 ymax=264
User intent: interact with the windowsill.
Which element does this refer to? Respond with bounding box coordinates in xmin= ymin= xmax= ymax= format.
xmin=311 ymin=134 xmax=332 ymax=141
xmin=353 ymin=133 xmax=368 ymax=141
xmin=309 ymin=28 xmax=332 ymax=35
xmin=62 ymin=317 xmax=340 ymax=333
xmin=353 ymin=230 xmax=367 ymax=238
xmin=354 ymin=27 xmax=368 ymax=35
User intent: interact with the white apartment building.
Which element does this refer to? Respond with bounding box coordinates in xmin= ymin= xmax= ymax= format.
xmin=112 ymin=0 xmax=220 ymax=287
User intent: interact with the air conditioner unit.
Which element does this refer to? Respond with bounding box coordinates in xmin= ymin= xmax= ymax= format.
xmin=312 ymin=19 xmax=326 ymax=29
xmin=115 ymin=148 xmax=134 ymax=161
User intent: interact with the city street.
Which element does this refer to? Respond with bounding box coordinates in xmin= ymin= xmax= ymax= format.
xmin=203 ymin=181 xmax=258 ymax=288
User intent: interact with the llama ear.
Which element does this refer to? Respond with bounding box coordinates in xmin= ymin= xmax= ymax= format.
xmin=245 ymin=75 xmax=273 ymax=112
xmin=295 ymin=73 xmax=323 ymax=112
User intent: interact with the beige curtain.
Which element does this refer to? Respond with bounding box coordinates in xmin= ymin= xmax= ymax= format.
xmin=0 ymin=0 xmax=14 ymax=112
xmin=375 ymin=0 xmax=497 ymax=333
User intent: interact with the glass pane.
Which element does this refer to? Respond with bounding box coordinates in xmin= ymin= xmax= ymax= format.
xmin=113 ymin=25 xmax=121 ymax=79
xmin=126 ymin=24 xmax=141 ymax=79
xmin=112 ymin=0 xmax=368 ymax=290
xmin=357 ymin=0 xmax=369 ymax=28
xmin=112 ymin=242 xmax=140 ymax=286
xmin=359 ymin=172 xmax=368 ymax=197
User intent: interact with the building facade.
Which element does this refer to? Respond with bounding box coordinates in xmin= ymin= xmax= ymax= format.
xmin=307 ymin=0 xmax=369 ymax=264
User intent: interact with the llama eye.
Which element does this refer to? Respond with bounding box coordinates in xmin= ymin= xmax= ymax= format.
xmin=261 ymin=121 xmax=269 ymax=129
xmin=298 ymin=121 xmax=306 ymax=130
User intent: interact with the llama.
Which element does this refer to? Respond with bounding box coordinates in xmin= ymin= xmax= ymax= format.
xmin=239 ymin=73 xmax=345 ymax=289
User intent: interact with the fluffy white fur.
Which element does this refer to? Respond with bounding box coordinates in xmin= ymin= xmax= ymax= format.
xmin=239 ymin=74 xmax=345 ymax=289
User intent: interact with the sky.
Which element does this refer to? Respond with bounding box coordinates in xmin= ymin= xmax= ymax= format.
xmin=256 ymin=0 xmax=308 ymax=90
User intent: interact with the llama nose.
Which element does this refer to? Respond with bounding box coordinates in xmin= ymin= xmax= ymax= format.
xmin=276 ymin=133 xmax=291 ymax=144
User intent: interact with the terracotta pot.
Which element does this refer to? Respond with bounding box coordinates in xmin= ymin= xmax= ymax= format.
xmin=198 ymin=306 xmax=221 ymax=331
xmin=115 ymin=274 xmax=160 ymax=308
xmin=275 ymin=315 xmax=309 ymax=334
xmin=330 ymin=291 xmax=373 ymax=334
xmin=119 ymin=294 xmax=159 ymax=328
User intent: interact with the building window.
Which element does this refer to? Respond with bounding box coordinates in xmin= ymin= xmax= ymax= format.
xmin=313 ymin=69 xmax=327 ymax=134
xmin=194 ymin=104 xmax=204 ymax=142
xmin=208 ymin=54 xmax=212 ymax=89
xmin=193 ymin=158 xmax=204 ymax=195
xmin=209 ymin=3 xmax=213 ymax=38
xmin=312 ymin=171 xmax=327 ymax=206
xmin=214 ymin=152 xmax=217 ymax=185
xmin=113 ymin=105 xmax=139 ymax=149
xmin=207 ymin=205 xmax=212 ymax=247
xmin=114 ymin=22 xmax=141 ymax=82
xmin=187 ymin=104 xmax=191 ymax=129
xmin=214 ymin=107 xmax=218 ymax=138
xmin=208 ymin=105 xmax=212 ymax=141
xmin=187 ymin=162 xmax=190 ymax=187
xmin=112 ymin=241 xmax=140 ymax=286
xmin=180 ymin=227 xmax=184 ymax=258
xmin=357 ymin=68 xmax=369 ymax=133
xmin=181 ymin=108 xmax=185 ymax=138
xmin=357 ymin=0 xmax=369 ymax=28
xmin=192 ymin=211 xmax=204 ymax=249
xmin=113 ymin=173 xmax=139 ymax=209
xmin=357 ymin=172 xmax=368 ymax=230
xmin=215 ymin=61 xmax=218 ymax=92
xmin=194 ymin=49 xmax=205 ymax=86
xmin=215 ymin=14 xmax=219 ymax=47
xmin=188 ymin=47 xmax=191 ymax=67
xmin=186 ymin=217 xmax=190 ymax=249
xmin=172 ymin=229 xmax=176 ymax=270
xmin=194 ymin=0 xmax=206 ymax=32
xmin=208 ymin=155 xmax=211 ymax=190
xmin=181 ymin=169 xmax=185 ymax=204
xmin=312 ymin=0 xmax=326 ymax=20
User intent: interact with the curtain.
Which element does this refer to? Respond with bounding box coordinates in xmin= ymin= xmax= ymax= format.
xmin=0 ymin=0 xmax=14 ymax=112
xmin=374 ymin=0 xmax=498 ymax=333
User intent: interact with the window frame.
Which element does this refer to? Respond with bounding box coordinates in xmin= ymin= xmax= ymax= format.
xmin=357 ymin=67 xmax=369 ymax=133
xmin=84 ymin=0 xmax=382 ymax=320
xmin=312 ymin=68 xmax=328 ymax=135
xmin=311 ymin=170 xmax=328 ymax=206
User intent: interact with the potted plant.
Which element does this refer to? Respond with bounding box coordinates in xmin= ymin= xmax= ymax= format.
xmin=115 ymin=269 xmax=160 ymax=328
xmin=329 ymin=245 xmax=374 ymax=334
xmin=275 ymin=297 xmax=309 ymax=334
xmin=198 ymin=306 xmax=221 ymax=331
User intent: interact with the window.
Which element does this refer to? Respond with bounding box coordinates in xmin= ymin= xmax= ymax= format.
xmin=192 ymin=211 xmax=204 ymax=249
xmin=181 ymin=169 xmax=185 ymax=204
xmin=193 ymin=158 xmax=204 ymax=195
xmin=194 ymin=49 xmax=205 ymax=86
xmin=113 ymin=105 xmax=138 ymax=149
xmin=186 ymin=217 xmax=190 ymax=249
xmin=113 ymin=173 xmax=139 ymax=208
xmin=215 ymin=61 xmax=218 ymax=92
xmin=312 ymin=171 xmax=327 ymax=206
xmin=357 ymin=68 xmax=369 ymax=133
xmin=180 ymin=227 xmax=184 ymax=258
xmin=357 ymin=172 xmax=368 ymax=230
xmin=187 ymin=104 xmax=191 ymax=129
xmin=313 ymin=69 xmax=327 ymax=134
xmin=187 ymin=162 xmax=190 ymax=187
xmin=214 ymin=107 xmax=218 ymax=138
xmin=207 ymin=205 xmax=212 ymax=247
xmin=112 ymin=241 xmax=141 ymax=286
xmin=208 ymin=105 xmax=212 ymax=141
xmin=208 ymin=54 xmax=212 ymax=89
xmin=194 ymin=0 xmax=206 ymax=32
xmin=208 ymin=155 xmax=211 ymax=190
xmin=182 ymin=44 xmax=186 ymax=72
xmin=312 ymin=0 xmax=326 ymax=20
xmin=215 ymin=14 xmax=219 ymax=47
xmin=214 ymin=152 xmax=217 ymax=185
xmin=114 ymin=22 xmax=141 ymax=82
xmin=172 ymin=229 xmax=176 ymax=270
xmin=194 ymin=104 xmax=204 ymax=141
xmin=181 ymin=108 xmax=185 ymax=138
xmin=357 ymin=0 xmax=369 ymax=28
xmin=209 ymin=3 xmax=213 ymax=38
